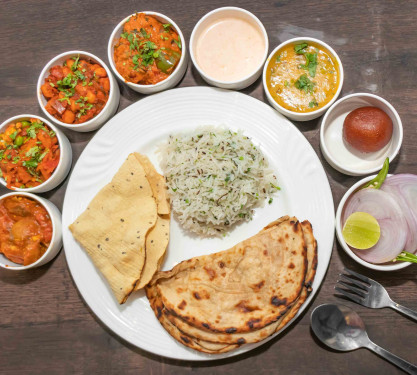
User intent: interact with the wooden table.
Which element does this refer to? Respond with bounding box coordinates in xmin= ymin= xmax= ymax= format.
xmin=1 ymin=1 xmax=416 ymax=373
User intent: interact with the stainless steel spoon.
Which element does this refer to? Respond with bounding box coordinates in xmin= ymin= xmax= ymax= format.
xmin=311 ymin=304 xmax=417 ymax=375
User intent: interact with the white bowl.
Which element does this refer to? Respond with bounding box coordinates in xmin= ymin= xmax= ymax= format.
xmin=107 ymin=12 xmax=188 ymax=95
xmin=320 ymin=93 xmax=403 ymax=176
xmin=0 ymin=192 xmax=62 ymax=270
xmin=263 ymin=37 xmax=344 ymax=122
xmin=37 ymin=51 xmax=120 ymax=132
xmin=190 ymin=7 xmax=268 ymax=90
xmin=0 ymin=114 xmax=72 ymax=193
xmin=335 ymin=175 xmax=411 ymax=271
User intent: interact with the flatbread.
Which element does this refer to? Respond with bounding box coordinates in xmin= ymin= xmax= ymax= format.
xmin=134 ymin=153 xmax=170 ymax=215
xmin=70 ymin=154 xmax=157 ymax=304
xmin=146 ymin=216 xmax=317 ymax=353
xmin=146 ymin=216 xmax=307 ymax=334
xmin=154 ymin=219 xmax=317 ymax=347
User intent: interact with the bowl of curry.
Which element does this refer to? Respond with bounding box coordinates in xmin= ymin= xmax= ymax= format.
xmin=0 ymin=115 xmax=72 ymax=193
xmin=263 ymin=37 xmax=344 ymax=121
xmin=37 ymin=51 xmax=120 ymax=132
xmin=108 ymin=12 xmax=188 ymax=94
xmin=0 ymin=192 xmax=62 ymax=270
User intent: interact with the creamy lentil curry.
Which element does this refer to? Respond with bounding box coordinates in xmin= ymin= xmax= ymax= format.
xmin=266 ymin=41 xmax=340 ymax=113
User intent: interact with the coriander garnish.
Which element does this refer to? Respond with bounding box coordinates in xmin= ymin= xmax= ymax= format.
xmin=294 ymin=74 xmax=315 ymax=94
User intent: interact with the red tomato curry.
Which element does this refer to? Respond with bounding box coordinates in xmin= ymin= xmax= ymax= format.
xmin=0 ymin=118 xmax=60 ymax=189
xmin=41 ymin=56 xmax=110 ymax=124
xmin=0 ymin=196 xmax=52 ymax=265
xmin=113 ymin=13 xmax=182 ymax=85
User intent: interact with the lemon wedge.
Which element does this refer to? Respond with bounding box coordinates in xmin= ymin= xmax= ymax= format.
xmin=342 ymin=212 xmax=381 ymax=250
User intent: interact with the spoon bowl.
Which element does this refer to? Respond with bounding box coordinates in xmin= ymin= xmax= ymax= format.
xmin=311 ymin=304 xmax=369 ymax=351
xmin=310 ymin=304 xmax=417 ymax=375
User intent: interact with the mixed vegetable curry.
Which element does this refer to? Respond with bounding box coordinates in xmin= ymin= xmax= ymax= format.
xmin=113 ymin=13 xmax=182 ymax=85
xmin=0 ymin=195 xmax=52 ymax=266
xmin=0 ymin=118 xmax=60 ymax=189
xmin=266 ymin=42 xmax=340 ymax=113
xmin=41 ymin=56 xmax=110 ymax=124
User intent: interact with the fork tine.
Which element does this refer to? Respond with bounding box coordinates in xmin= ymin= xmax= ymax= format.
xmin=344 ymin=268 xmax=371 ymax=284
xmin=336 ymin=280 xmax=367 ymax=297
xmin=334 ymin=286 xmax=364 ymax=305
xmin=339 ymin=273 xmax=370 ymax=290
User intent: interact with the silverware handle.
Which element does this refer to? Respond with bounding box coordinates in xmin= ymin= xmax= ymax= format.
xmin=367 ymin=341 xmax=417 ymax=375
xmin=390 ymin=301 xmax=417 ymax=322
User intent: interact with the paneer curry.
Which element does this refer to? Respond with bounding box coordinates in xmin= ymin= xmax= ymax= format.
xmin=266 ymin=41 xmax=340 ymax=113
xmin=41 ymin=56 xmax=110 ymax=124
xmin=113 ymin=13 xmax=182 ymax=85
xmin=0 ymin=195 xmax=52 ymax=266
xmin=0 ymin=118 xmax=60 ymax=189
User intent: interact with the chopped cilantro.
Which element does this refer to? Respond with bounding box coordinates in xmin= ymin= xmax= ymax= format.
xmin=294 ymin=74 xmax=315 ymax=94
xmin=294 ymin=43 xmax=308 ymax=54
xmin=140 ymin=28 xmax=150 ymax=38
xmin=300 ymin=52 xmax=318 ymax=77
xmin=162 ymin=23 xmax=171 ymax=31
xmin=173 ymin=36 xmax=182 ymax=49
xmin=71 ymin=55 xmax=80 ymax=71
xmin=27 ymin=121 xmax=46 ymax=139
xmin=309 ymin=100 xmax=319 ymax=108
xmin=9 ymin=131 xmax=18 ymax=140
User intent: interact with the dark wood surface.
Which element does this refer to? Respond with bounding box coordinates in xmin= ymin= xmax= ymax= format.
xmin=1 ymin=0 xmax=416 ymax=374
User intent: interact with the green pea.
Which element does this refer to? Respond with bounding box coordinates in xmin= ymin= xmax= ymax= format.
xmin=14 ymin=136 xmax=24 ymax=146
xmin=21 ymin=121 xmax=31 ymax=128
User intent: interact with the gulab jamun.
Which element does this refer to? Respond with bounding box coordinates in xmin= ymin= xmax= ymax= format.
xmin=343 ymin=106 xmax=393 ymax=153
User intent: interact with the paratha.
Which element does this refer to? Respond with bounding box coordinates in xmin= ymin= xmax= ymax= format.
xmin=146 ymin=216 xmax=317 ymax=353
xmin=146 ymin=216 xmax=308 ymax=334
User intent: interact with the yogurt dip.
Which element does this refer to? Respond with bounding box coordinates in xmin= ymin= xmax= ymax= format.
xmin=195 ymin=17 xmax=266 ymax=82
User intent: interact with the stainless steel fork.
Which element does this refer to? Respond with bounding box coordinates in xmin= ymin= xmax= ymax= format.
xmin=335 ymin=268 xmax=417 ymax=322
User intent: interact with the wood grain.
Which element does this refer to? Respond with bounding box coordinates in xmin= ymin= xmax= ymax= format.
xmin=0 ymin=0 xmax=416 ymax=374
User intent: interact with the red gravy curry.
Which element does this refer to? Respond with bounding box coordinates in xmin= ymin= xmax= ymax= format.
xmin=113 ymin=13 xmax=182 ymax=85
xmin=0 ymin=196 xmax=52 ymax=265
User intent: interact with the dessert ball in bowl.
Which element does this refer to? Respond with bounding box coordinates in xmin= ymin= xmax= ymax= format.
xmin=320 ymin=93 xmax=402 ymax=176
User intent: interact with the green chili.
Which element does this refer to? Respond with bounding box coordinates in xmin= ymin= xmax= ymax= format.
xmin=362 ymin=157 xmax=389 ymax=190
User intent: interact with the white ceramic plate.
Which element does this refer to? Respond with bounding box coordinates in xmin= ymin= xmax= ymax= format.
xmin=62 ymin=87 xmax=334 ymax=361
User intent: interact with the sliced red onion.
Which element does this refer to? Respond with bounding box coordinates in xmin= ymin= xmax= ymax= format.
xmin=381 ymin=174 xmax=417 ymax=253
xmin=342 ymin=188 xmax=407 ymax=264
